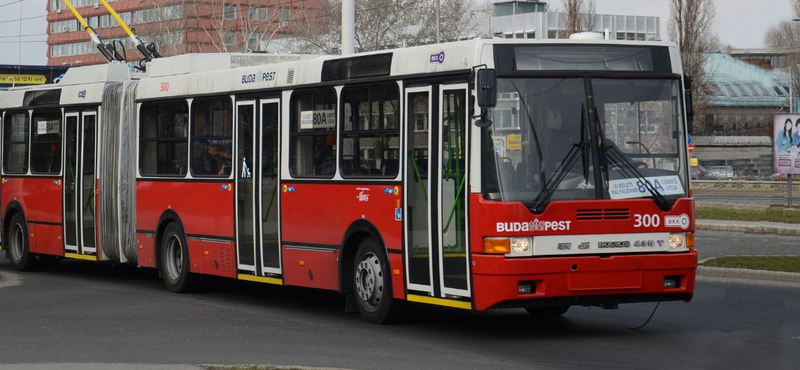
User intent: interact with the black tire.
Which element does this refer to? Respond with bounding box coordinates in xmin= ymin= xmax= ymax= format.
xmin=525 ymin=305 xmax=570 ymax=318
xmin=353 ymin=237 xmax=403 ymax=324
xmin=6 ymin=213 xmax=39 ymax=271
xmin=159 ymin=223 xmax=196 ymax=293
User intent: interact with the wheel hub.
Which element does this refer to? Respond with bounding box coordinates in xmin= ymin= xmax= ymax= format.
xmin=9 ymin=224 xmax=23 ymax=262
xmin=165 ymin=235 xmax=183 ymax=281
xmin=355 ymin=253 xmax=383 ymax=308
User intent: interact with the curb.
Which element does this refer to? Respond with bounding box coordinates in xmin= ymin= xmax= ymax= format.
xmin=697 ymin=266 xmax=800 ymax=284
xmin=696 ymin=220 xmax=800 ymax=236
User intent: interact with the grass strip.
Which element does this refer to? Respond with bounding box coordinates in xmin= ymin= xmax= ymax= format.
xmin=696 ymin=205 xmax=800 ymax=224
xmin=701 ymin=256 xmax=800 ymax=273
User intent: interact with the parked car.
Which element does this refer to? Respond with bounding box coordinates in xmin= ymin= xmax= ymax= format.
xmin=707 ymin=166 xmax=734 ymax=180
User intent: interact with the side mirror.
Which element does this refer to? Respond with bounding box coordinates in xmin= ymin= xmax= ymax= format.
xmin=684 ymin=74 xmax=694 ymax=133
xmin=476 ymin=69 xmax=497 ymax=128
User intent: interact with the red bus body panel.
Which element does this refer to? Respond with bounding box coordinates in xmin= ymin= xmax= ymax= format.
xmin=281 ymin=183 xmax=403 ymax=296
xmin=2 ymin=177 xmax=64 ymax=256
xmin=136 ymin=180 xmax=235 ymax=277
xmin=469 ymin=194 xmax=697 ymax=310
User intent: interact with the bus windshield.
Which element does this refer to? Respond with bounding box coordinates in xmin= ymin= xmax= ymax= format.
xmin=482 ymin=77 xmax=687 ymax=209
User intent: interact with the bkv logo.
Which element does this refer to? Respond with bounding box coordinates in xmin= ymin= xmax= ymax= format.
xmin=78 ymin=90 xmax=87 ymax=99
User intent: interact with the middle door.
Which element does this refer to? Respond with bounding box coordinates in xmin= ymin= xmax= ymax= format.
xmin=235 ymin=101 xmax=258 ymax=272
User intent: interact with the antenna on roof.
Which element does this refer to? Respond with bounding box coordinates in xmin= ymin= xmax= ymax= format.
xmin=96 ymin=0 xmax=161 ymax=70
xmin=62 ymin=0 xmax=118 ymax=63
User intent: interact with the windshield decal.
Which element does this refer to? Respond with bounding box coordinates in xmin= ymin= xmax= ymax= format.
xmin=608 ymin=175 xmax=684 ymax=200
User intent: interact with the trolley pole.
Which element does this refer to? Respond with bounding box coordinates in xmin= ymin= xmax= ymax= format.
xmin=342 ymin=0 xmax=355 ymax=55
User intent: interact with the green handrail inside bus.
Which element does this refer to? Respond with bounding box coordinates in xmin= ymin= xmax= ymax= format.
xmin=442 ymin=175 xmax=466 ymax=233
xmin=409 ymin=150 xmax=428 ymax=202
xmin=264 ymin=181 xmax=277 ymax=220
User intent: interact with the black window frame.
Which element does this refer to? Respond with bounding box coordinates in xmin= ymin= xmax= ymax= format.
xmin=30 ymin=109 xmax=63 ymax=175
xmin=289 ymin=88 xmax=338 ymax=179
xmin=3 ymin=110 xmax=31 ymax=175
xmin=139 ymin=100 xmax=189 ymax=177
xmin=189 ymin=96 xmax=234 ymax=178
xmin=339 ymin=83 xmax=401 ymax=179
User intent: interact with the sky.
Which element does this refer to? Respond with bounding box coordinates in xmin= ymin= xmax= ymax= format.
xmin=0 ymin=0 xmax=795 ymax=65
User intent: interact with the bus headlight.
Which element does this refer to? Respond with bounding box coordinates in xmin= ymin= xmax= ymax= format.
xmin=668 ymin=233 xmax=687 ymax=252
xmin=508 ymin=237 xmax=533 ymax=257
xmin=483 ymin=237 xmax=533 ymax=257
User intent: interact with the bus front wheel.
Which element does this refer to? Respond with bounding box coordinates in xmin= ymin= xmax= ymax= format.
xmin=6 ymin=213 xmax=38 ymax=271
xmin=159 ymin=223 xmax=196 ymax=293
xmin=353 ymin=237 xmax=402 ymax=324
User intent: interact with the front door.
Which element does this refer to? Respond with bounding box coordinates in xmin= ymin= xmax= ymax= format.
xmin=403 ymin=84 xmax=471 ymax=299
xmin=63 ymin=111 xmax=97 ymax=256
xmin=438 ymin=84 xmax=470 ymax=298
xmin=404 ymin=86 xmax=434 ymax=294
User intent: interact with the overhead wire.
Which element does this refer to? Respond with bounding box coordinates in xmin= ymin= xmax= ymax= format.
xmin=0 ymin=0 xmax=28 ymax=9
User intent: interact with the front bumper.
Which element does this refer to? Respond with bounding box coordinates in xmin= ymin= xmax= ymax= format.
xmin=471 ymin=250 xmax=697 ymax=311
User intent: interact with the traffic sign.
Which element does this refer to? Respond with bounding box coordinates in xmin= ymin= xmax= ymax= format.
xmin=688 ymin=143 xmax=694 ymax=154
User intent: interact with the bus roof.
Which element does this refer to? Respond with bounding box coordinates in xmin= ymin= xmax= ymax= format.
xmin=0 ymin=38 xmax=682 ymax=107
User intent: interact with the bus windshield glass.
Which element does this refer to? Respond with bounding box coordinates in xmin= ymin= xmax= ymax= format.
xmin=482 ymin=77 xmax=687 ymax=208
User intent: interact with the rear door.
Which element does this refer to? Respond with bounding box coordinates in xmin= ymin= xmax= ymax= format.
xmin=259 ymin=99 xmax=281 ymax=275
xmin=63 ymin=110 xmax=98 ymax=258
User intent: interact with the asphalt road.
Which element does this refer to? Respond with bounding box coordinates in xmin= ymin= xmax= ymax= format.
xmin=694 ymin=194 xmax=800 ymax=206
xmin=695 ymin=230 xmax=800 ymax=260
xmin=1 ymin=248 xmax=799 ymax=370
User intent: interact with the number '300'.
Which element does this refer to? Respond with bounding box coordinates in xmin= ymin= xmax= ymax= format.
xmin=633 ymin=214 xmax=660 ymax=228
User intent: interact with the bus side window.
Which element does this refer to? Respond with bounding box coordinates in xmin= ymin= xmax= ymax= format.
xmin=190 ymin=97 xmax=233 ymax=178
xmin=339 ymin=84 xmax=400 ymax=178
xmin=30 ymin=110 xmax=63 ymax=175
xmin=139 ymin=100 xmax=189 ymax=177
xmin=289 ymin=89 xmax=337 ymax=178
xmin=3 ymin=111 xmax=30 ymax=174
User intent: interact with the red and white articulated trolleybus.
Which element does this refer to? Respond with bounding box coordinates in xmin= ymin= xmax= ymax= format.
xmin=0 ymin=36 xmax=697 ymax=323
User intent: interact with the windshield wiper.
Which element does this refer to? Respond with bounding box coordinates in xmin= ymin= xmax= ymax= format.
xmin=604 ymin=144 xmax=671 ymax=211
xmin=531 ymin=140 xmax=589 ymax=213
xmin=531 ymin=105 xmax=590 ymax=213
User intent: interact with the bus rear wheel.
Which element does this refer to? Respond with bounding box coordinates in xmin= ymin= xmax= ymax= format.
xmin=160 ymin=223 xmax=196 ymax=293
xmin=353 ymin=237 xmax=402 ymax=324
xmin=525 ymin=306 xmax=570 ymax=317
xmin=6 ymin=213 xmax=38 ymax=271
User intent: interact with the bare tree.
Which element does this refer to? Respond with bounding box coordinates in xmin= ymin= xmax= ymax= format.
xmin=561 ymin=0 xmax=596 ymax=35
xmin=765 ymin=0 xmax=800 ymax=111
xmin=145 ymin=0 xmax=192 ymax=57
xmin=583 ymin=0 xmax=596 ymax=31
xmin=289 ymin=0 xmax=476 ymax=54
xmin=145 ymin=0 xmax=296 ymax=54
xmin=188 ymin=0 xmax=292 ymax=53
xmin=669 ymin=0 xmax=718 ymax=133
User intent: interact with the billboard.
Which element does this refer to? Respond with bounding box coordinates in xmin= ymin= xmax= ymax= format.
xmin=774 ymin=114 xmax=800 ymax=175
xmin=0 ymin=65 xmax=69 ymax=89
